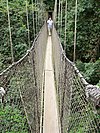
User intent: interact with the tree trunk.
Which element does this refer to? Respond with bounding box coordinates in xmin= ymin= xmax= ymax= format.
xmin=7 ymin=0 xmax=14 ymax=63
xmin=54 ymin=0 xmax=57 ymax=23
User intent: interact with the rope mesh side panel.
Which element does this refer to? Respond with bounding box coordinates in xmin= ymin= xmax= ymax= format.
xmin=0 ymin=23 xmax=47 ymax=133
xmin=52 ymin=27 xmax=100 ymax=133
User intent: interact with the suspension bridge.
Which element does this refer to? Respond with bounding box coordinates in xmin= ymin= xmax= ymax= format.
xmin=0 ymin=23 xmax=100 ymax=133
xmin=0 ymin=1 xmax=100 ymax=133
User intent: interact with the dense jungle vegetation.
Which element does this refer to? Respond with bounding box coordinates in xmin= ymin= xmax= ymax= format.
xmin=52 ymin=0 xmax=100 ymax=86
xmin=0 ymin=0 xmax=100 ymax=84
xmin=0 ymin=0 xmax=45 ymax=70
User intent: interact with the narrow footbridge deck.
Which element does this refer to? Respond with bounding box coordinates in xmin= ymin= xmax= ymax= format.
xmin=43 ymin=36 xmax=60 ymax=133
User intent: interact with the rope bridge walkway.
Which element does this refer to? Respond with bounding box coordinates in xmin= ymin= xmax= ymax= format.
xmin=0 ymin=23 xmax=100 ymax=133
xmin=43 ymin=36 xmax=59 ymax=133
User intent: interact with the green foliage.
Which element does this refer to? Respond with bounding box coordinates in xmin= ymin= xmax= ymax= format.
xmin=0 ymin=75 xmax=30 ymax=132
xmin=56 ymin=0 xmax=100 ymax=85
xmin=43 ymin=0 xmax=54 ymax=10
xmin=76 ymin=59 xmax=100 ymax=84
xmin=57 ymin=0 xmax=100 ymax=62
xmin=0 ymin=0 xmax=45 ymax=72
xmin=0 ymin=105 xmax=29 ymax=133
xmin=96 ymin=80 xmax=100 ymax=88
xmin=76 ymin=0 xmax=100 ymax=62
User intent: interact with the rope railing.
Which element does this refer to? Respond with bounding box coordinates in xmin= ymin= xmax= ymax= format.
xmin=52 ymin=27 xmax=100 ymax=133
xmin=0 ymin=23 xmax=47 ymax=133
xmin=0 ymin=20 xmax=100 ymax=133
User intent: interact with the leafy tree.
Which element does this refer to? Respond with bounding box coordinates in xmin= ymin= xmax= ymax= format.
xmin=56 ymin=0 xmax=100 ymax=62
xmin=43 ymin=0 xmax=55 ymax=10
xmin=0 ymin=0 xmax=45 ymax=72
xmin=55 ymin=0 xmax=100 ymax=85
xmin=76 ymin=59 xmax=100 ymax=85
xmin=0 ymin=105 xmax=29 ymax=133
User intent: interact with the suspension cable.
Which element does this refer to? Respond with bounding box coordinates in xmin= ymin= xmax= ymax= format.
xmin=37 ymin=0 xmax=40 ymax=30
xmin=35 ymin=0 xmax=37 ymax=34
xmin=32 ymin=0 xmax=35 ymax=39
xmin=73 ymin=0 xmax=78 ymax=62
xmin=60 ymin=0 xmax=63 ymax=36
xmin=58 ymin=0 xmax=61 ymax=35
xmin=64 ymin=0 xmax=68 ymax=53
xmin=26 ymin=0 xmax=30 ymax=48
xmin=7 ymin=0 xmax=14 ymax=63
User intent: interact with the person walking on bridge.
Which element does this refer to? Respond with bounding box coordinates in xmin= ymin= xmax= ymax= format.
xmin=47 ymin=17 xmax=53 ymax=36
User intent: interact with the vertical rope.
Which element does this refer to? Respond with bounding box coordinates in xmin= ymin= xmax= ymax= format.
xmin=63 ymin=3 xmax=68 ymax=126
xmin=64 ymin=0 xmax=68 ymax=53
xmin=58 ymin=0 xmax=61 ymax=35
xmin=37 ymin=0 xmax=39 ymax=30
xmin=35 ymin=0 xmax=37 ymax=34
xmin=73 ymin=0 xmax=78 ymax=62
xmin=32 ymin=0 xmax=35 ymax=39
xmin=60 ymin=1 xmax=63 ymax=37
xmin=26 ymin=0 xmax=30 ymax=47
xmin=7 ymin=0 xmax=14 ymax=63
xmin=36 ymin=0 xmax=38 ymax=29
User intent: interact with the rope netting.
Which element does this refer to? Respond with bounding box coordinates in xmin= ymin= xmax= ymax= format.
xmin=52 ymin=27 xmax=100 ymax=133
xmin=0 ymin=23 xmax=47 ymax=133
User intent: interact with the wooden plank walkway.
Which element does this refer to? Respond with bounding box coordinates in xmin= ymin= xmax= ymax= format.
xmin=43 ymin=36 xmax=60 ymax=133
